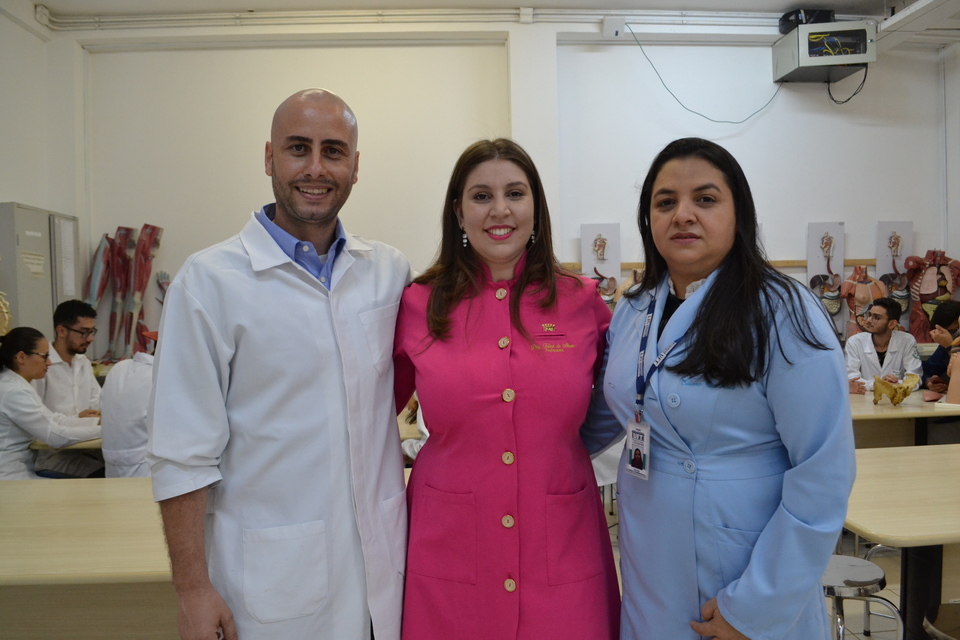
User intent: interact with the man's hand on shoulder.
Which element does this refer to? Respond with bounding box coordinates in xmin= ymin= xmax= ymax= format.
xmin=176 ymin=584 xmax=237 ymax=640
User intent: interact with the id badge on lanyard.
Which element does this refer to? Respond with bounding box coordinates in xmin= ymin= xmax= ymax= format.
xmin=627 ymin=297 xmax=677 ymax=481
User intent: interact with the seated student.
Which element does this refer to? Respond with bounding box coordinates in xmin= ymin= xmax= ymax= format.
xmin=846 ymin=297 xmax=923 ymax=394
xmin=32 ymin=300 xmax=104 ymax=477
xmin=100 ymin=331 xmax=156 ymax=477
xmin=0 ymin=327 xmax=101 ymax=480
xmin=923 ymin=300 xmax=960 ymax=393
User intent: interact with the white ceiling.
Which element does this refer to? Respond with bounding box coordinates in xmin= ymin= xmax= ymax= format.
xmin=35 ymin=1 xmax=895 ymax=18
xmin=27 ymin=0 xmax=960 ymax=48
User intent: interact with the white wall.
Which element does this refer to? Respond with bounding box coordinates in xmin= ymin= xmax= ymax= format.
xmin=0 ymin=9 xmax=48 ymax=207
xmin=86 ymin=43 xmax=510 ymax=333
xmin=557 ymin=43 xmax=945 ymax=266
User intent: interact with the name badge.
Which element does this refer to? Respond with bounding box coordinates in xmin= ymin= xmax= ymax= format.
xmin=626 ymin=421 xmax=650 ymax=480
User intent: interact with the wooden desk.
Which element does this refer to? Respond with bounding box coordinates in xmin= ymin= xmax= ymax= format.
xmin=849 ymin=393 xmax=960 ymax=446
xmin=30 ymin=436 xmax=103 ymax=451
xmin=0 ymin=477 xmax=176 ymax=638
xmin=845 ymin=444 xmax=960 ymax=640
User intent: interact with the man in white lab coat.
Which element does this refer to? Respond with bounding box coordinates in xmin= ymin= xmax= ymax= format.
xmin=846 ymin=296 xmax=923 ymax=393
xmin=148 ymin=89 xmax=410 ymax=640
xmin=32 ymin=299 xmax=104 ymax=477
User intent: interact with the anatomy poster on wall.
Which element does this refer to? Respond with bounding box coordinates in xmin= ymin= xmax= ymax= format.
xmin=807 ymin=222 xmax=844 ymax=337
xmin=581 ymin=223 xmax=620 ymax=297
xmin=875 ymin=221 xmax=912 ymax=329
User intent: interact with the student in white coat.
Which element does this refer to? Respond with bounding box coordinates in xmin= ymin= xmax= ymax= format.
xmin=845 ymin=296 xmax=923 ymax=394
xmin=32 ymin=300 xmax=104 ymax=477
xmin=584 ymin=138 xmax=855 ymax=640
xmin=148 ymin=89 xmax=410 ymax=640
xmin=100 ymin=330 xmax=156 ymax=477
xmin=0 ymin=327 xmax=101 ymax=480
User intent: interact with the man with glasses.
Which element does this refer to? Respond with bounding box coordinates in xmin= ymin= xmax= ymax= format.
xmin=32 ymin=299 xmax=104 ymax=477
xmin=845 ymin=296 xmax=923 ymax=395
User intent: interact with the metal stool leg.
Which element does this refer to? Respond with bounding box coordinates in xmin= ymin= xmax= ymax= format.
xmin=863 ymin=545 xmax=900 ymax=636
xmin=832 ymin=595 xmax=847 ymax=640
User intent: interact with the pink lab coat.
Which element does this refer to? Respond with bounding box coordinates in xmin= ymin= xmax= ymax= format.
xmin=394 ymin=265 xmax=620 ymax=640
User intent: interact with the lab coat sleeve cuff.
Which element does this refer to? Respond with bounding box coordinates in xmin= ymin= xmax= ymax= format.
xmin=150 ymin=460 xmax=222 ymax=502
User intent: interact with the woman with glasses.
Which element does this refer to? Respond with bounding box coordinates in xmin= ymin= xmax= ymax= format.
xmin=0 ymin=327 xmax=101 ymax=479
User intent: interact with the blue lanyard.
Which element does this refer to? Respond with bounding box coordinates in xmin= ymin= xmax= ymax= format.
xmin=635 ymin=296 xmax=678 ymax=421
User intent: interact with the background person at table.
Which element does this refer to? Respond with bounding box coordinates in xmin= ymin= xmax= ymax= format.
xmin=922 ymin=300 xmax=960 ymax=393
xmin=846 ymin=297 xmax=923 ymax=395
xmin=0 ymin=327 xmax=100 ymax=480
xmin=100 ymin=330 xmax=156 ymax=477
xmin=583 ymin=137 xmax=855 ymax=640
xmin=393 ymin=138 xmax=620 ymax=640
xmin=148 ymin=89 xmax=409 ymax=640
xmin=31 ymin=300 xmax=104 ymax=478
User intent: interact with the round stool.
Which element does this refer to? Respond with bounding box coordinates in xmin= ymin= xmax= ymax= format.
xmin=822 ymin=555 xmax=903 ymax=640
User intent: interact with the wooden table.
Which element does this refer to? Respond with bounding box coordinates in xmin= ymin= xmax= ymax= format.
xmin=0 ymin=477 xmax=176 ymax=639
xmin=849 ymin=393 xmax=960 ymax=446
xmin=844 ymin=444 xmax=960 ymax=640
xmin=30 ymin=436 xmax=103 ymax=450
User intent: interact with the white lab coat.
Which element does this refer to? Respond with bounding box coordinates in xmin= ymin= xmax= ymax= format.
xmin=100 ymin=352 xmax=153 ymax=477
xmin=583 ymin=273 xmax=855 ymax=639
xmin=31 ymin=349 xmax=103 ymax=477
xmin=148 ymin=213 xmax=410 ymax=640
xmin=844 ymin=330 xmax=923 ymax=391
xmin=0 ymin=369 xmax=101 ymax=480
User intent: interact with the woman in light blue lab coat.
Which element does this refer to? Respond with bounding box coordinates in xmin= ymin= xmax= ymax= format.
xmin=586 ymin=138 xmax=855 ymax=640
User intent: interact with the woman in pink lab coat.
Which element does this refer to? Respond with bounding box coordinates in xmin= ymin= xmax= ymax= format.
xmin=394 ymin=139 xmax=620 ymax=640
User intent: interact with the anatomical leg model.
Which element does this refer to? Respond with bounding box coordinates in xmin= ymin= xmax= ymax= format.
xmin=121 ymin=224 xmax=163 ymax=358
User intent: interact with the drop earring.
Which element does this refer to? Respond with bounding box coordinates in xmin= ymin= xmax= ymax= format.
xmin=462 ymin=232 xmax=468 ymax=248
xmin=529 ymin=228 xmax=536 ymax=244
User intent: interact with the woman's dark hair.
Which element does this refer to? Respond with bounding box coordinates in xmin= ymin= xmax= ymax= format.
xmin=0 ymin=327 xmax=46 ymax=372
xmin=416 ymin=138 xmax=576 ymax=340
xmin=631 ymin=137 xmax=833 ymax=386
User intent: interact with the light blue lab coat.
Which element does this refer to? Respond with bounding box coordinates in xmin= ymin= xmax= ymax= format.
xmin=584 ymin=272 xmax=855 ymax=640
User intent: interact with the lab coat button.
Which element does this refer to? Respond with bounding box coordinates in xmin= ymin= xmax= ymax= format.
xmin=502 ymin=389 xmax=516 ymax=402
xmin=683 ymin=459 xmax=696 ymax=474
xmin=495 ymin=288 xmax=508 ymax=300
xmin=501 ymin=515 xmax=515 ymax=528
xmin=504 ymin=578 xmax=517 ymax=592
xmin=667 ymin=393 xmax=680 ymax=407
xmin=502 ymin=452 xmax=515 ymax=465
xmin=498 ymin=337 xmax=510 ymax=349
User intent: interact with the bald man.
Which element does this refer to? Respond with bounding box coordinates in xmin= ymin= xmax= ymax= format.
xmin=149 ymin=90 xmax=410 ymax=640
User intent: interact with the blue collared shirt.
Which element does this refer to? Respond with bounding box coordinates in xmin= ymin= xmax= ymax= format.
xmin=255 ymin=204 xmax=346 ymax=290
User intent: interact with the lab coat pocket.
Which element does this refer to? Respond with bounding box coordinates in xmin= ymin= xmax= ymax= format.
xmin=242 ymin=519 xmax=327 ymax=623
xmin=359 ymin=302 xmax=401 ymax=375
xmin=546 ymin=485 xmax=605 ymax=585
xmin=715 ymin=524 xmax=762 ymax=587
xmin=407 ymin=484 xmax=477 ymax=583
xmin=380 ymin=488 xmax=408 ymax=575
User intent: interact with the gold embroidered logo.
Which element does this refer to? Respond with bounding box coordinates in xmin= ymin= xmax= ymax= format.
xmin=541 ymin=323 xmax=556 ymax=331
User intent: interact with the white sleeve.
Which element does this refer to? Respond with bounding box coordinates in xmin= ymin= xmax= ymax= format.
xmin=147 ymin=278 xmax=230 ymax=502
xmin=4 ymin=385 xmax=100 ymax=448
